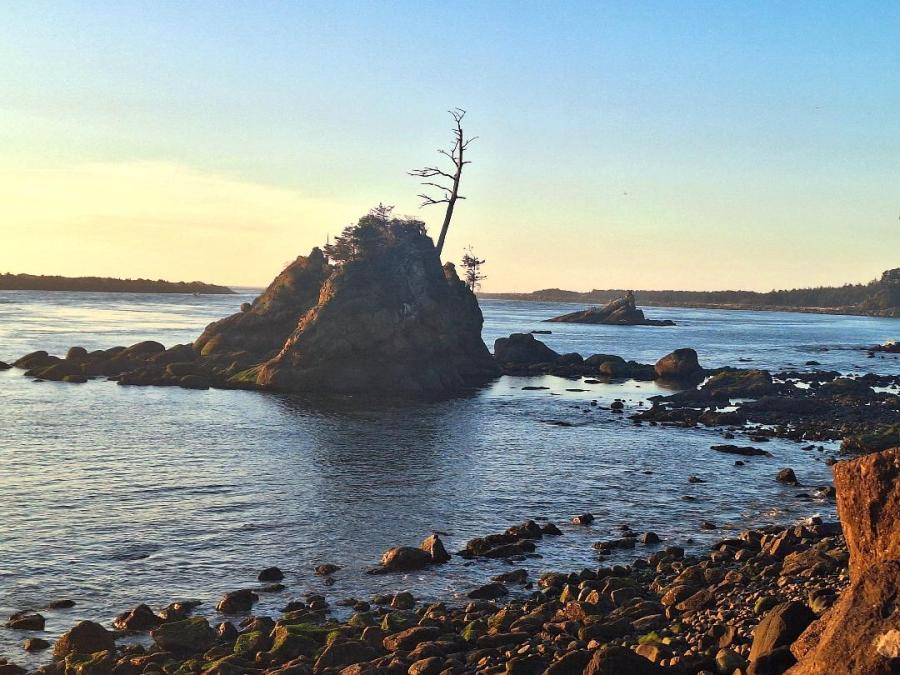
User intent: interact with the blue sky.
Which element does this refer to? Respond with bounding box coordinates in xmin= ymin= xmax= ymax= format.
xmin=1 ymin=1 xmax=898 ymax=289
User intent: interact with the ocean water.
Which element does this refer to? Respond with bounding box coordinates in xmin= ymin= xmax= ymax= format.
xmin=0 ymin=291 xmax=897 ymax=665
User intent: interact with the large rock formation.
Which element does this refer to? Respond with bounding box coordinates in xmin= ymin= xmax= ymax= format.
xmin=833 ymin=448 xmax=899 ymax=580
xmin=787 ymin=447 xmax=900 ymax=675
xmin=12 ymin=216 xmax=500 ymax=399
xmin=252 ymin=232 xmax=499 ymax=396
xmin=546 ymin=291 xmax=674 ymax=326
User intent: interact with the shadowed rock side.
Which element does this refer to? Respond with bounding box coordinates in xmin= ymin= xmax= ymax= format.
xmin=194 ymin=248 xmax=332 ymax=360
xmin=253 ymin=236 xmax=499 ymax=396
xmin=545 ymin=292 xmax=675 ymax=326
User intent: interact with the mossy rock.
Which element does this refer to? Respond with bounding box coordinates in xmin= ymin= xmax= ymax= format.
xmin=638 ymin=631 xmax=661 ymax=645
xmin=169 ymin=658 xmax=203 ymax=675
xmin=226 ymin=365 xmax=264 ymax=389
xmin=201 ymin=654 xmax=254 ymax=675
xmin=347 ymin=611 xmax=374 ymax=627
xmin=380 ymin=610 xmax=417 ymax=633
xmin=279 ymin=622 xmax=332 ymax=644
xmin=65 ymin=650 xmax=117 ymax=675
xmin=152 ymin=617 xmax=217 ymax=655
xmin=462 ymin=619 xmax=486 ymax=642
xmin=233 ymin=630 xmax=271 ymax=658
xmin=754 ymin=596 xmax=779 ymax=615
xmin=265 ymin=624 xmax=322 ymax=662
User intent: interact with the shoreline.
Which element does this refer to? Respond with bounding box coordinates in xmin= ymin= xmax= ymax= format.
xmin=480 ymin=295 xmax=899 ymax=320
xmin=5 ymin=511 xmax=849 ymax=674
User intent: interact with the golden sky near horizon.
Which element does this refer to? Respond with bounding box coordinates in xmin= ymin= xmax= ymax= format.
xmin=2 ymin=3 xmax=898 ymax=292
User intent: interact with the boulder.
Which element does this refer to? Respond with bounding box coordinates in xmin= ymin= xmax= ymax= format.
xmin=112 ymin=603 xmax=160 ymax=631
xmin=466 ymin=583 xmax=508 ymax=600
xmin=420 ymin=534 xmax=450 ymax=564
xmin=215 ymin=589 xmax=259 ymax=613
xmin=5 ymin=612 xmax=45 ymax=630
xmin=257 ymin=566 xmax=284 ymax=582
xmin=65 ymin=346 xmax=88 ymax=360
xmin=313 ymin=639 xmax=378 ymax=670
xmin=151 ymin=617 xmax=217 ymax=654
xmin=314 ymin=564 xmax=340 ymax=576
xmin=584 ymin=645 xmax=664 ymax=675
xmin=378 ymin=546 xmax=433 ymax=572
xmin=53 ymin=620 xmax=115 ymax=658
xmin=13 ymin=351 xmax=60 ymax=370
xmin=23 ymin=638 xmax=51 ymax=652
xmin=655 ymin=348 xmax=702 ymax=380
xmin=382 ymin=626 xmax=441 ymax=652
xmin=749 ymin=602 xmax=814 ymax=670
xmin=776 ymin=468 xmax=799 ymax=485
xmin=833 ymin=447 xmax=899 ymax=580
xmin=493 ymin=333 xmax=560 ymax=366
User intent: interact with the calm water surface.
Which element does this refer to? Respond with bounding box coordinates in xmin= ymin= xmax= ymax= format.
xmin=0 ymin=291 xmax=897 ymax=664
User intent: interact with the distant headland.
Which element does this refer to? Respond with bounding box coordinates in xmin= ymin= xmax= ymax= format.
xmin=0 ymin=273 xmax=235 ymax=295
xmin=482 ymin=268 xmax=900 ymax=318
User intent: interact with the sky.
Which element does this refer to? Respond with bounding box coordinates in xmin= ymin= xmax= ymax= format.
xmin=1 ymin=1 xmax=898 ymax=292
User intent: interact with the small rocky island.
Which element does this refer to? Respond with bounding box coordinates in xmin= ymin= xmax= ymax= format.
xmin=546 ymin=291 xmax=675 ymax=326
xmin=0 ymin=273 xmax=234 ymax=294
xmin=9 ymin=213 xmax=500 ymax=398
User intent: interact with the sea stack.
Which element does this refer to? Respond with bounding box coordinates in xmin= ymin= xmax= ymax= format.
xmin=211 ymin=214 xmax=500 ymax=397
xmin=546 ymin=291 xmax=674 ymax=325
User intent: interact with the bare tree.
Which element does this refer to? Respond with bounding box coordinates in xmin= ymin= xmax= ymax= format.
xmin=410 ymin=108 xmax=476 ymax=257
xmin=461 ymin=245 xmax=486 ymax=291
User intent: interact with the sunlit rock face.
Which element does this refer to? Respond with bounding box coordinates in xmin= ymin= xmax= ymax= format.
xmin=194 ymin=248 xmax=332 ymax=360
xmin=254 ymin=232 xmax=499 ymax=397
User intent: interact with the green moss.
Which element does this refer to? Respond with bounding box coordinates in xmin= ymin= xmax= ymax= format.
xmin=280 ymin=622 xmax=332 ymax=644
xmin=347 ymin=611 xmax=373 ymax=627
xmin=638 ymin=631 xmax=661 ymax=645
xmin=462 ymin=620 xmax=486 ymax=642
xmin=233 ymin=631 xmax=265 ymax=657
xmin=226 ymin=365 xmax=263 ymax=388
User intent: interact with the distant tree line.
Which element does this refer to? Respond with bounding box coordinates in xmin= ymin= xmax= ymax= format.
xmin=482 ymin=268 xmax=900 ymax=316
xmin=0 ymin=273 xmax=235 ymax=294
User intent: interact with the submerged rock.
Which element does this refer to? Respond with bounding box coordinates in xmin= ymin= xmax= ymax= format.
xmin=375 ymin=533 xmax=452 ymax=573
xmin=5 ymin=612 xmax=44 ymax=631
xmin=712 ymin=444 xmax=772 ymax=457
xmin=547 ymin=291 xmax=675 ymax=326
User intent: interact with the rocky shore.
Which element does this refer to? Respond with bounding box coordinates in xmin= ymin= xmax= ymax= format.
xmin=490 ymin=334 xmax=899 ymax=450
xmin=4 ymin=447 xmax=897 ymax=675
